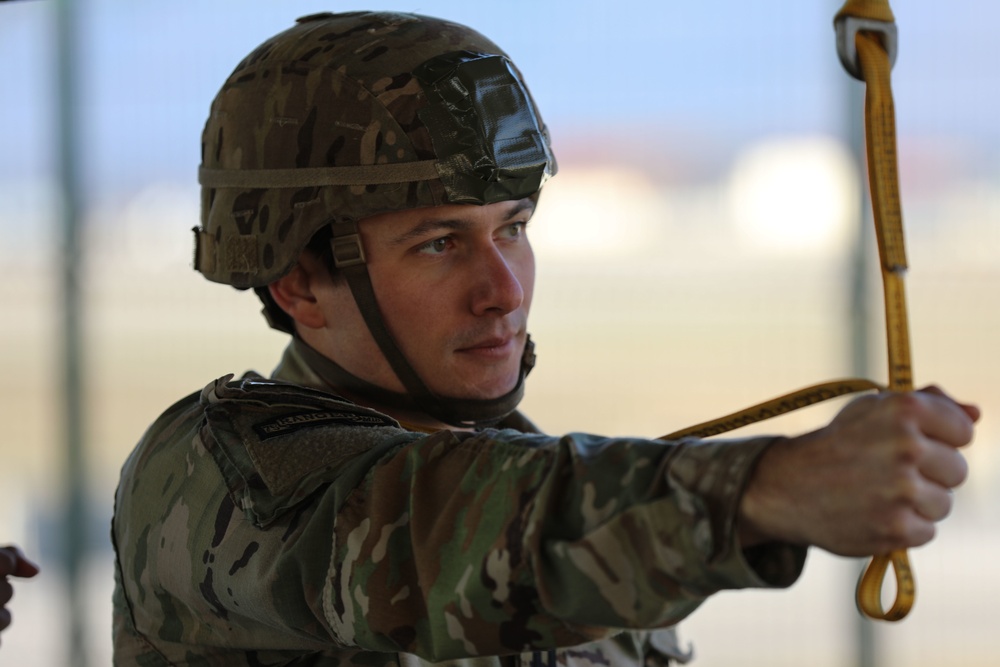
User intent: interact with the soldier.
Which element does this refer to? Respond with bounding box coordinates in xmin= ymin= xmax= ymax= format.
xmin=111 ymin=11 xmax=978 ymax=666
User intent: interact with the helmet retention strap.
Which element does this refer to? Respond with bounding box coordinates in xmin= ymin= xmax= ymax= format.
xmin=329 ymin=219 xmax=533 ymax=428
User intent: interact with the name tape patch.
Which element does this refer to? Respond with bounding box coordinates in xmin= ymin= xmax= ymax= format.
xmin=252 ymin=410 xmax=397 ymax=440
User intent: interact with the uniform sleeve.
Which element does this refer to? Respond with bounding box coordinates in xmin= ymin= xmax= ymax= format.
xmin=328 ymin=427 xmax=803 ymax=660
xmin=113 ymin=375 xmax=805 ymax=663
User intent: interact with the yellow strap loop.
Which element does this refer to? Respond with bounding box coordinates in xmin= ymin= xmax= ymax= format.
xmin=858 ymin=551 xmax=915 ymax=622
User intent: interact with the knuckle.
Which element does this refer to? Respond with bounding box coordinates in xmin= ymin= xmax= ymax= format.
xmin=891 ymin=474 xmax=921 ymax=505
xmin=892 ymin=435 xmax=923 ymax=465
xmin=881 ymin=513 xmax=909 ymax=544
xmin=879 ymin=513 xmax=933 ymax=550
xmin=884 ymin=393 xmax=926 ymax=431
xmin=890 ymin=391 xmax=924 ymax=417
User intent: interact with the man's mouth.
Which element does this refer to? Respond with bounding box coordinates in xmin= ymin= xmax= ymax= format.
xmin=456 ymin=334 xmax=520 ymax=358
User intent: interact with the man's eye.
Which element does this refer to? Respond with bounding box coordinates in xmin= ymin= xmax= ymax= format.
xmin=503 ymin=222 xmax=527 ymax=239
xmin=418 ymin=237 xmax=450 ymax=255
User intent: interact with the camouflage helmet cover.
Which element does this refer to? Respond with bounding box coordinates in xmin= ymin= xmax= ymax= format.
xmin=196 ymin=11 xmax=557 ymax=289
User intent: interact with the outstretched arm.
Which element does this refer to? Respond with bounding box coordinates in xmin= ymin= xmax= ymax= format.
xmin=738 ymin=386 xmax=979 ymax=555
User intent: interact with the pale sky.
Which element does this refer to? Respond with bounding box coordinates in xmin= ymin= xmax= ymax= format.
xmin=1 ymin=0 xmax=998 ymax=201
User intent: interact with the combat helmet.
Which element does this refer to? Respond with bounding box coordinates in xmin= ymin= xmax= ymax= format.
xmin=195 ymin=11 xmax=557 ymax=427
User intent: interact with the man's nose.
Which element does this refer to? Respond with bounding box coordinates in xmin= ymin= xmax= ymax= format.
xmin=470 ymin=245 xmax=524 ymax=316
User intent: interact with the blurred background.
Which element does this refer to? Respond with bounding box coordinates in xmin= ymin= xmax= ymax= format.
xmin=1 ymin=0 xmax=997 ymax=665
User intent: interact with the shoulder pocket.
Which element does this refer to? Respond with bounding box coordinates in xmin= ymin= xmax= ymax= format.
xmin=199 ymin=374 xmax=418 ymax=527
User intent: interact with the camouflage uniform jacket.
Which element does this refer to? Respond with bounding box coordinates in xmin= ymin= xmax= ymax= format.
xmin=112 ymin=342 xmax=807 ymax=666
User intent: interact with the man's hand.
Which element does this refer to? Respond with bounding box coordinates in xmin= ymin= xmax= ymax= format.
xmin=0 ymin=546 xmax=39 ymax=644
xmin=739 ymin=386 xmax=980 ymax=556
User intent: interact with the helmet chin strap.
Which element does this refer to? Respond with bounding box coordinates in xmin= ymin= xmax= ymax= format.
xmin=291 ymin=335 xmax=534 ymax=430
xmin=305 ymin=218 xmax=535 ymax=429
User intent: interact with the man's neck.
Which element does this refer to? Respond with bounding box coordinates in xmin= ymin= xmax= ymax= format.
xmin=270 ymin=340 xmax=462 ymax=433
xmin=326 ymin=385 xmax=471 ymax=434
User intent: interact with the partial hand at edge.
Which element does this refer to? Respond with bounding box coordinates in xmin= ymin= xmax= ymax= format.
xmin=0 ymin=545 xmax=40 ymax=642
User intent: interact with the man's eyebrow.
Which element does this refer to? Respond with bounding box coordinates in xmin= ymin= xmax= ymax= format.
xmin=506 ymin=198 xmax=536 ymax=220
xmin=388 ymin=199 xmax=536 ymax=247
xmin=388 ymin=219 xmax=471 ymax=247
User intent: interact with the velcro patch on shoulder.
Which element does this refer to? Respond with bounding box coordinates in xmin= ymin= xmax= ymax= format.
xmin=199 ymin=375 xmax=418 ymax=527
xmin=253 ymin=409 xmax=397 ymax=440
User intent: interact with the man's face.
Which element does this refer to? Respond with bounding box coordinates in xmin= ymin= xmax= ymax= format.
xmin=312 ymin=198 xmax=536 ymax=402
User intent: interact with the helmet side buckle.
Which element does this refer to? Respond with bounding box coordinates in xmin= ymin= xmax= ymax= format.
xmin=330 ymin=219 xmax=366 ymax=269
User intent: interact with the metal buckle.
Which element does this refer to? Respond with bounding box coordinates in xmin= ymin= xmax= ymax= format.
xmin=329 ymin=218 xmax=367 ymax=269
xmin=331 ymin=232 xmax=366 ymax=269
xmin=835 ymin=16 xmax=898 ymax=81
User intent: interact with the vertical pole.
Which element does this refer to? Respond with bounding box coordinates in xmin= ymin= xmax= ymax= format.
xmin=845 ymin=51 xmax=879 ymax=667
xmin=55 ymin=0 xmax=89 ymax=665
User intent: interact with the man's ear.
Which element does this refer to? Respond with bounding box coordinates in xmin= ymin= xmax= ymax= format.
xmin=267 ymin=261 xmax=327 ymax=330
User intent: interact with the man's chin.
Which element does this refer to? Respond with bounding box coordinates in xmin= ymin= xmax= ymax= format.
xmin=436 ymin=369 xmax=522 ymax=402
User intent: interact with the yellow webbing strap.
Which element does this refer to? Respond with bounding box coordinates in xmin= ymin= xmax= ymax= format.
xmin=659 ymin=379 xmax=883 ymax=441
xmin=838 ymin=0 xmax=915 ymax=623
xmin=658 ymin=0 xmax=916 ymax=621
xmin=837 ymin=0 xmax=894 ymax=23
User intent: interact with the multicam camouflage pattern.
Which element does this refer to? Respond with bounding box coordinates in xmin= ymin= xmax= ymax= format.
xmin=112 ymin=342 xmax=806 ymax=665
xmin=196 ymin=11 xmax=556 ymax=290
